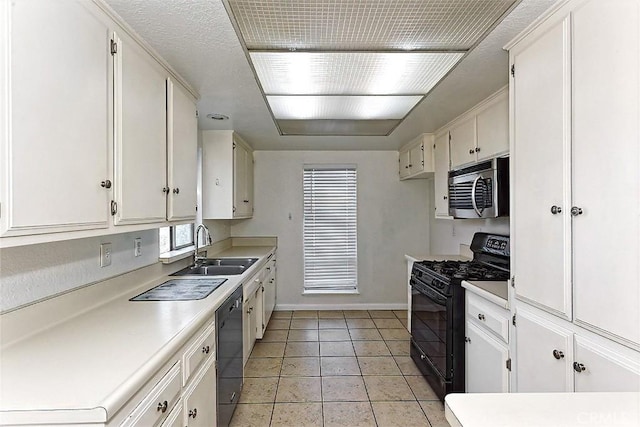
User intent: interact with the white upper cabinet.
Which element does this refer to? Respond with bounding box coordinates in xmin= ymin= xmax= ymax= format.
xmin=1 ymin=0 xmax=112 ymax=237
xmin=202 ymin=130 xmax=254 ymax=219
xmin=433 ymin=131 xmax=451 ymax=218
xmin=398 ymin=134 xmax=434 ymax=180
xmin=113 ymin=29 xmax=168 ymax=226
xmin=509 ymin=0 xmax=639 ymax=347
xmin=449 ymin=90 xmax=509 ymax=170
xmin=511 ymin=16 xmax=571 ymax=319
xmin=167 ymin=78 xmax=198 ymax=222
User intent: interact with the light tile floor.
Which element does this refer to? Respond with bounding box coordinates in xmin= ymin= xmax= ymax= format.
xmin=230 ymin=310 xmax=449 ymax=427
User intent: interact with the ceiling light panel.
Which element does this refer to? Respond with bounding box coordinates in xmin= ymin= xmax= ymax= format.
xmin=267 ymin=95 xmax=422 ymax=120
xmin=251 ymin=52 xmax=465 ymax=95
xmin=277 ymin=119 xmax=401 ymax=136
xmin=228 ymin=0 xmax=518 ymax=51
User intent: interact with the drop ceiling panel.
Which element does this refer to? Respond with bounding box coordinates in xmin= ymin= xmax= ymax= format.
xmin=251 ymin=52 xmax=465 ymax=95
xmin=267 ymin=95 xmax=422 ymax=120
xmin=228 ymin=0 xmax=518 ymax=50
xmin=278 ymin=119 xmax=401 ymax=136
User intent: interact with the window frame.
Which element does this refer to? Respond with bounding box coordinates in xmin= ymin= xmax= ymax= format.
xmin=171 ymin=223 xmax=195 ymax=250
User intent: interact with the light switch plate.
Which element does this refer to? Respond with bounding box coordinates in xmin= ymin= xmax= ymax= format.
xmin=100 ymin=243 xmax=112 ymax=267
xmin=134 ymin=238 xmax=142 ymax=257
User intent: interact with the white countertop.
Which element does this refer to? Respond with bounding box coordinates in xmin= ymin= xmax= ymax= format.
xmin=445 ymin=392 xmax=640 ymax=427
xmin=462 ymin=280 xmax=509 ymax=309
xmin=0 ymin=244 xmax=275 ymax=425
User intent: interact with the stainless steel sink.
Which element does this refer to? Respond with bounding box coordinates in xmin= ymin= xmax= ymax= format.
xmin=130 ymin=278 xmax=227 ymax=301
xmin=170 ymin=258 xmax=258 ymax=276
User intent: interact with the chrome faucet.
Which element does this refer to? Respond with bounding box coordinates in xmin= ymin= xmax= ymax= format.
xmin=194 ymin=224 xmax=213 ymax=264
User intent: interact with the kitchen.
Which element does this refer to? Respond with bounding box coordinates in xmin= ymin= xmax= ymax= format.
xmin=1 ymin=0 xmax=639 ymax=426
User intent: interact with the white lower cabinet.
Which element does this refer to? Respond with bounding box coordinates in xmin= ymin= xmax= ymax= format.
xmin=465 ymin=291 xmax=510 ymax=393
xmin=466 ymin=322 xmax=509 ymax=393
xmin=515 ymin=307 xmax=640 ymax=393
xmin=182 ymin=356 xmax=217 ymax=427
xmin=243 ymin=283 xmax=260 ymax=366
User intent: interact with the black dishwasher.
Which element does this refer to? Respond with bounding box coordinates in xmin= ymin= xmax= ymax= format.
xmin=216 ymin=286 xmax=243 ymax=427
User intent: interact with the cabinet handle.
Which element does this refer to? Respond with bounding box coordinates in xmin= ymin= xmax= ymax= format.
xmin=162 ymin=186 xmax=170 ymax=194
xmin=230 ymin=392 xmax=237 ymax=403
xmin=571 ymin=206 xmax=583 ymax=216
xmin=173 ymin=188 xmax=180 ymax=194
xmin=405 ymin=165 xmax=409 ymax=169
xmin=156 ymin=400 xmax=168 ymax=413
xmin=267 ymin=267 xmax=271 ymax=271
xmin=408 ymin=164 xmax=413 ymax=167
xmin=550 ymin=205 xmax=562 ymax=215
xmin=443 ymin=196 xmax=447 ymax=200
xmin=202 ymin=345 xmax=210 ymax=354
xmin=552 ymin=349 xmax=565 ymax=359
xmin=477 ymin=313 xmax=485 ymax=321
xmin=100 ymin=180 xmax=112 ymax=189
xmin=573 ymin=362 xmax=586 ymax=373
xmin=469 ymin=149 xmax=475 ymax=154
xmin=475 ymin=147 xmax=481 ymax=152
xmin=243 ymin=199 xmax=249 ymax=203
xmin=188 ymin=408 xmax=198 ymax=418
xmin=465 ymin=337 xmax=471 ymax=343
xmin=420 ymin=354 xmax=426 ymax=360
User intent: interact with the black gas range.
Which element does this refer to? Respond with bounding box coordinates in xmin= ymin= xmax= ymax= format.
xmin=410 ymin=233 xmax=510 ymax=400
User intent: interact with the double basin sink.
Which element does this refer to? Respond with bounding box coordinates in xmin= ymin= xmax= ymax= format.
xmin=171 ymin=257 xmax=258 ymax=277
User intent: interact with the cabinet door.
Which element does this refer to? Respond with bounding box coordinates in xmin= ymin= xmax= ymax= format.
xmin=245 ymin=148 xmax=254 ymax=216
xmin=232 ymin=141 xmax=248 ymax=217
xmin=114 ymin=30 xmax=167 ymax=225
xmin=433 ymin=132 xmax=451 ymax=217
xmin=264 ymin=269 xmax=276 ymax=329
xmin=1 ymin=0 xmax=111 ymax=236
xmin=183 ymin=357 xmax=217 ymax=427
xmin=399 ymin=148 xmax=411 ymax=178
xmin=571 ymin=0 xmax=640 ymax=346
xmin=511 ymin=17 xmax=572 ymax=319
xmin=476 ymin=94 xmax=508 ymax=161
xmin=516 ymin=309 xmax=573 ymax=392
xmin=167 ymin=78 xmax=197 ymax=222
xmin=573 ymin=336 xmax=640 ymax=392
xmin=243 ymin=291 xmax=257 ymax=366
xmin=409 ymin=142 xmax=424 ymax=174
xmin=449 ymin=117 xmax=476 ymax=169
xmin=466 ymin=322 xmax=509 ymax=393
xmin=255 ymin=284 xmax=264 ymax=339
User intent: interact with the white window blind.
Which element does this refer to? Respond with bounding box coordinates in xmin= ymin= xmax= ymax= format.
xmin=303 ymin=165 xmax=357 ymax=292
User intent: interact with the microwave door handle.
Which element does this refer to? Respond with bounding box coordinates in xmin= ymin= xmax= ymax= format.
xmin=471 ymin=175 xmax=483 ymax=217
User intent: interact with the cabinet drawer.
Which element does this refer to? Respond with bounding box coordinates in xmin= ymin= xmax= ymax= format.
xmin=183 ymin=321 xmax=216 ymax=386
xmin=121 ymin=362 xmax=181 ymax=427
xmin=467 ymin=293 xmax=509 ymax=343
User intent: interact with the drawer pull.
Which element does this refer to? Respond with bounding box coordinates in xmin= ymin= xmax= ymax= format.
xmin=477 ymin=313 xmax=486 ymax=321
xmin=156 ymin=400 xmax=168 ymax=413
xmin=202 ymin=345 xmax=210 ymax=354
xmin=573 ymin=362 xmax=586 ymax=373
xmin=552 ymin=349 xmax=565 ymax=360
xmin=189 ymin=408 xmax=198 ymax=419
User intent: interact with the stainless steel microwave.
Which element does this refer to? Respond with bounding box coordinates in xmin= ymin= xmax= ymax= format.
xmin=448 ymin=157 xmax=509 ymax=219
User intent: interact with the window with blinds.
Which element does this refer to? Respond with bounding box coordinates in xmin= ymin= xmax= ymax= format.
xmin=303 ymin=165 xmax=358 ymax=292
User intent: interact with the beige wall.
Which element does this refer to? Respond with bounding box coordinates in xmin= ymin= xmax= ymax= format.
xmin=231 ymin=150 xmax=430 ymax=310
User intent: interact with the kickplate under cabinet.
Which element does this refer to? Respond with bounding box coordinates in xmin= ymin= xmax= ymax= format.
xmin=130 ymin=279 xmax=228 ymax=301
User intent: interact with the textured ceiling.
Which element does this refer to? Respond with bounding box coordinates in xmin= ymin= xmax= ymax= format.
xmin=104 ymin=0 xmax=556 ymax=150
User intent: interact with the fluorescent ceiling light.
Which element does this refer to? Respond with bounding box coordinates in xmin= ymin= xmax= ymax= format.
xmin=251 ymin=52 xmax=465 ymax=95
xmin=267 ymin=95 xmax=422 ymax=120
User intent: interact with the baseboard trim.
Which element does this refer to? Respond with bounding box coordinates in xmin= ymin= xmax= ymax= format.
xmin=275 ymin=303 xmax=408 ymax=311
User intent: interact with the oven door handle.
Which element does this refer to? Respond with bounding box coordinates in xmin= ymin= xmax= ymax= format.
xmin=471 ymin=175 xmax=484 ymax=217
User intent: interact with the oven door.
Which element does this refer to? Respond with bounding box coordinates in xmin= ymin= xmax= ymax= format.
xmin=410 ymin=279 xmax=452 ymax=380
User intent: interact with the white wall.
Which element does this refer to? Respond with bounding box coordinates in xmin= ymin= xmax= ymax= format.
xmin=0 ymin=230 xmax=158 ymax=313
xmin=231 ymin=151 xmax=430 ymax=309
xmin=427 ymin=180 xmax=510 ymax=254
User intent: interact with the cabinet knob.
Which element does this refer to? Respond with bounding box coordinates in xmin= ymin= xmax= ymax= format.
xmin=475 ymin=147 xmax=481 ymax=152
xmin=443 ymin=196 xmax=447 ymax=200
xmin=420 ymin=354 xmax=426 ymax=360
xmin=162 ymin=186 xmax=170 ymax=194
xmin=405 ymin=165 xmax=409 ymax=169
xmin=243 ymin=199 xmax=249 ymax=203
xmin=477 ymin=313 xmax=485 ymax=321
xmin=156 ymin=400 xmax=168 ymax=413
xmin=573 ymin=362 xmax=586 ymax=373
xmin=173 ymin=187 xmax=180 ymax=194
xmin=408 ymin=164 xmax=413 ymax=167
xmin=469 ymin=149 xmax=475 ymax=154
xmin=202 ymin=345 xmax=210 ymax=354
xmin=552 ymin=349 xmax=565 ymax=359
xmin=550 ymin=205 xmax=562 ymax=215
xmin=100 ymin=180 xmax=112 ymax=189
xmin=571 ymin=206 xmax=583 ymax=216
xmin=188 ymin=408 xmax=198 ymax=418
xmin=465 ymin=337 xmax=471 ymax=343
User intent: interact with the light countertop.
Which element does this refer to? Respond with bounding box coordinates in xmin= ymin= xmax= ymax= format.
xmin=0 ymin=243 xmax=276 ymax=425
xmin=462 ymin=280 xmax=509 ymax=309
xmin=445 ymin=392 xmax=640 ymax=427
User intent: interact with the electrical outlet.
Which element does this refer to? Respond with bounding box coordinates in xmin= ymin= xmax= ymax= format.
xmin=134 ymin=238 xmax=142 ymax=257
xmin=100 ymin=243 xmax=112 ymax=267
